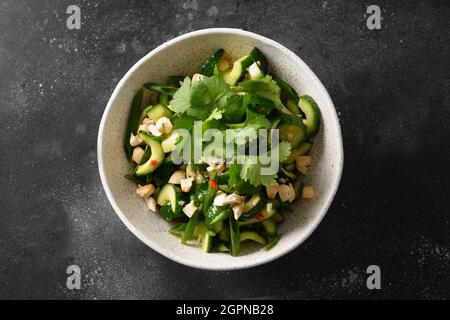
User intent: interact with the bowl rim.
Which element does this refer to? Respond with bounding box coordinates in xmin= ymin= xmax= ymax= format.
xmin=97 ymin=28 xmax=344 ymax=270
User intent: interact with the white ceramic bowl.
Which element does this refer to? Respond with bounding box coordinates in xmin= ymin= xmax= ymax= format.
xmin=98 ymin=28 xmax=343 ymax=270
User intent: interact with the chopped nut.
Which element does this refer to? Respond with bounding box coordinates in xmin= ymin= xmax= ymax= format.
xmin=129 ymin=133 xmax=143 ymax=147
xmin=148 ymin=124 xmax=162 ymax=136
xmin=144 ymin=197 xmax=157 ymax=212
xmin=183 ymin=200 xmax=198 ymax=218
xmin=136 ymin=184 xmax=155 ymax=198
xmin=180 ymin=177 xmax=193 ymax=193
xmin=232 ymin=202 xmax=245 ymax=220
xmin=302 ymin=186 xmax=315 ymax=199
xmin=132 ymin=146 xmax=145 ymax=164
xmin=168 ymin=170 xmax=186 ymax=184
xmin=155 ymin=117 xmax=173 ymax=134
xmin=186 ymin=164 xmax=197 ymax=179
xmin=206 ymin=161 xmax=225 ymax=174
xmin=266 ymin=184 xmax=279 ymax=199
xmin=296 ymin=155 xmax=312 ymax=167
xmin=192 ymin=73 xmax=206 ymax=82
xmin=142 ymin=117 xmax=154 ymax=125
xmin=213 ymin=191 xmax=243 ymax=206
xmin=179 ymin=164 xmax=187 ymax=170
xmin=138 ymin=124 xmax=148 ymax=133
xmin=278 ymin=184 xmax=295 ymax=203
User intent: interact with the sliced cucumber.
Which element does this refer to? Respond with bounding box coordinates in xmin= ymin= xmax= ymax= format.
xmin=247 ymin=62 xmax=264 ymax=80
xmin=240 ymin=193 xmax=267 ymax=220
xmin=202 ymin=231 xmax=215 ymax=252
xmin=271 ymin=212 xmax=284 ymax=224
xmin=299 ymin=95 xmax=320 ymax=138
xmin=219 ymin=223 xmax=230 ymax=242
xmin=146 ymin=103 xmax=172 ymax=122
xmin=239 ymin=202 xmax=277 ymax=226
xmin=249 ymin=47 xmax=268 ymax=74
xmin=157 ymin=184 xmax=182 ymax=218
xmin=138 ymin=146 xmax=152 ymax=165
xmin=135 ymin=134 xmax=164 ymax=176
xmin=278 ymin=114 xmax=307 ymax=148
xmin=201 ymin=48 xmax=225 ymax=76
xmin=261 ymin=219 xmax=277 ymax=237
xmin=240 ymin=231 xmax=267 ymax=245
xmin=159 ymin=93 xmax=169 ymax=105
xmin=161 ymin=131 xmax=180 ymax=153
xmin=222 ymin=55 xmax=254 ymax=85
xmin=143 ymin=82 xmax=177 ymax=96
xmin=242 ymin=93 xmax=275 ymax=116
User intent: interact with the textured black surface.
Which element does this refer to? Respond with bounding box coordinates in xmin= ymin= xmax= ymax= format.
xmin=0 ymin=0 xmax=449 ymax=299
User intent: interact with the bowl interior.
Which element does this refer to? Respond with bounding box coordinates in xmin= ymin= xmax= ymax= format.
xmin=98 ymin=29 xmax=343 ymax=270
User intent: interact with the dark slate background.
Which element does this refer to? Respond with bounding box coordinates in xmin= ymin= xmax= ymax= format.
xmin=0 ymin=0 xmax=449 ymax=299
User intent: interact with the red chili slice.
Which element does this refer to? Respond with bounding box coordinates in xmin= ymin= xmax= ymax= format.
xmin=209 ymin=179 xmax=218 ymax=189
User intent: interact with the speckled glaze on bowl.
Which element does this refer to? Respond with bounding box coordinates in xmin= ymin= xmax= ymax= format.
xmin=98 ymin=28 xmax=343 ymax=270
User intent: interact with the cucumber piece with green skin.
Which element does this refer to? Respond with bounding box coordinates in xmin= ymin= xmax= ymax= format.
xmin=229 ymin=215 xmax=240 ymax=256
xmin=219 ymin=223 xmax=230 ymax=242
xmin=284 ymin=141 xmax=312 ymax=164
xmin=202 ymin=231 xmax=215 ymax=252
xmin=240 ymin=231 xmax=267 ymax=245
xmin=159 ymin=93 xmax=169 ymax=105
xmin=247 ymin=62 xmax=265 ymax=80
xmin=240 ymin=193 xmax=267 ymax=220
xmin=299 ymin=95 xmax=320 ymax=138
xmin=181 ymin=210 xmax=200 ymax=243
xmin=239 ymin=202 xmax=277 ymax=226
xmin=273 ymin=77 xmax=301 ymax=115
xmin=194 ymin=221 xmax=215 ymax=252
xmin=222 ymin=55 xmax=254 ymax=85
xmin=146 ymin=103 xmax=173 ymax=122
xmin=138 ymin=146 xmax=152 ymax=165
xmin=249 ymin=47 xmax=268 ymax=74
xmin=217 ymin=242 xmax=230 ymax=252
xmin=124 ymin=88 xmax=144 ymax=159
xmin=261 ymin=219 xmax=277 ymax=237
xmin=286 ymin=98 xmax=300 ymax=115
xmin=205 ymin=206 xmax=231 ymax=229
xmin=161 ymin=131 xmax=179 ymax=153
xmin=271 ymin=212 xmax=284 ymax=224
xmin=143 ymin=82 xmax=178 ymax=96
xmin=278 ymin=114 xmax=307 ymax=148
xmin=135 ymin=133 xmax=165 ymax=176
xmin=201 ymin=48 xmax=225 ymax=76
xmin=157 ymin=184 xmax=183 ymax=218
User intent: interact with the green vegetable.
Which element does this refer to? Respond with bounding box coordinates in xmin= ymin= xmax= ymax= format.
xmin=249 ymin=47 xmax=268 ymax=74
xmin=217 ymin=242 xmax=230 ymax=252
xmin=124 ymin=88 xmax=144 ymax=159
xmin=261 ymin=219 xmax=277 ymax=236
xmin=156 ymin=184 xmax=182 ymax=218
xmin=222 ymin=55 xmax=254 ymax=85
xmin=205 ymin=205 xmax=231 ymax=229
xmin=227 ymin=109 xmax=271 ymax=145
xmin=146 ymin=103 xmax=172 ymax=122
xmin=264 ymin=234 xmax=281 ymax=251
xmin=169 ymin=223 xmax=187 ymax=236
xmin=278 ymin=114 xmax=307 ymax=148
xmin=135 ymin=136 xmax=164 ymax=176
xmin=201 ymin=48 xmax=225 ymax=76
xmin=240 ymin=193 xmax=267 ymax=220
xmin=240 ymin=231 xmax=267 ymax=245
xmin=299 ymin=95 xmax=321 ymax=138
xmin=181 ymin=210 xmax=200 ymax=243
xmin=143 ymin=82 xmax=178 ymax=96
xmin=229 ymin=215 xmax=240 ymax=256
xmin=239 ymin=202 xmax=277 ymax=226
xmin=238 ymin=75 xmax=284 ymax=110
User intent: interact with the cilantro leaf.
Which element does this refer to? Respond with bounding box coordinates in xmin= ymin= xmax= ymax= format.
xmin=169 ymin=76 xmax=232 ymax=120
xmin=238 ymin=75 xmax=284 ymax=109
xmin=228 ymin=109 xmax=271 ymax=145
xmin=216 ymin=92 xmax=245 ymax=123
xmin=169 ymin=77 xmax=192 ymax=113
xmin=228 ymin=163 xmax=240 ymax=188
xmin=173 ymin=114 xmax=195 ymax=130
xmin=238 ymin=141 xmax=292 ymax=187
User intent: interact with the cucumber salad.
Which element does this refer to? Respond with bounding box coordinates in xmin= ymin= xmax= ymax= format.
xmin=124 ymin=47 xmax=320 ymax=256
